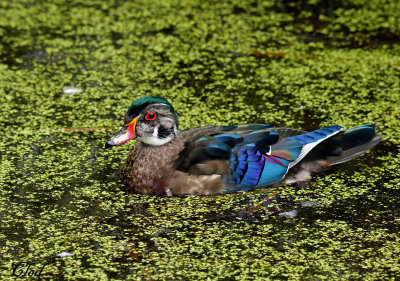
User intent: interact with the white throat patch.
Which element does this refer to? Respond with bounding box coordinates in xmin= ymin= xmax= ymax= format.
xmin=140 ymin=127 xmax=173 ymax=146
xmin=140 ymin=136 xmax=173 ymax=146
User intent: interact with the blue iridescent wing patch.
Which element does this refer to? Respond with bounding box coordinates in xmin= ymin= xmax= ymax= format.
xmin=223 ymin=136 xmax=303 ymax=193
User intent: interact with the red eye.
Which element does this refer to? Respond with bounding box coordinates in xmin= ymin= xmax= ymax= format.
xmin=145 ymin=112 xmax=157 ymax=121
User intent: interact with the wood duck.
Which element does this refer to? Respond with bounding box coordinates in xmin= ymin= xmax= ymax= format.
xmin=105 ymin=96 xmax=381 ymax=196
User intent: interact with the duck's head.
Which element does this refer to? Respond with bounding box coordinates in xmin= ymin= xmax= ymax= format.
xmin=105 ymin=96 xmax=179 ymax=148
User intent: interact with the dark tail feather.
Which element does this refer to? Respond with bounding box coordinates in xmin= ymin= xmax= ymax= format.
xmin=325 ymin=124 xmax=381 ymax=166
xmin=285 ymin=124 xmax=381 ymax=184
xmin=327 ymin=134 xmax=381 ymax=165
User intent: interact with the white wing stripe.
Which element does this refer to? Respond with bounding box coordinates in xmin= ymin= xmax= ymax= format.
xmin=289 ymin=129 xmax=343 ymax=168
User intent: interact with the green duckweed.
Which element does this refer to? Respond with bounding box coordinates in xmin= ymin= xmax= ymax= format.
xmin=1 ymin=0 xmax=399 ymax=280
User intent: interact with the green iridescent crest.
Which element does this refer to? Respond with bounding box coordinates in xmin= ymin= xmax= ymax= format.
xmin=127 ymin=96 xmax=179 ymax=126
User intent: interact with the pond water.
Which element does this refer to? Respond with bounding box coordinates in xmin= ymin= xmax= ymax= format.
xmin=1 ymin=0 xmax=400 ymax=280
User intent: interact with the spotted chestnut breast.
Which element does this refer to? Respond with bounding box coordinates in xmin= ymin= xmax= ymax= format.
xmin=106 ymin=96 xmax=381 ymax=196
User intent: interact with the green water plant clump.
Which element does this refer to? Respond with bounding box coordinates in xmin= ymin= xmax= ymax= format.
xmin=0 ymin=0 xmax=400 ymax=280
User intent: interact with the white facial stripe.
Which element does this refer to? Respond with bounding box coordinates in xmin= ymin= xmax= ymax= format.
xmin=152 ymin=126 xmax=159 ymax=137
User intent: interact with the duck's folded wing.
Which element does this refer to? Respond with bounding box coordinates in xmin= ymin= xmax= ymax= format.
xmin=170 ymin=124 xmax=292 ymax=195
xmin=176 ymin=124 xmax=276 ymax=173
xmin=171 ymin=124 xmax=350 ymax=195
